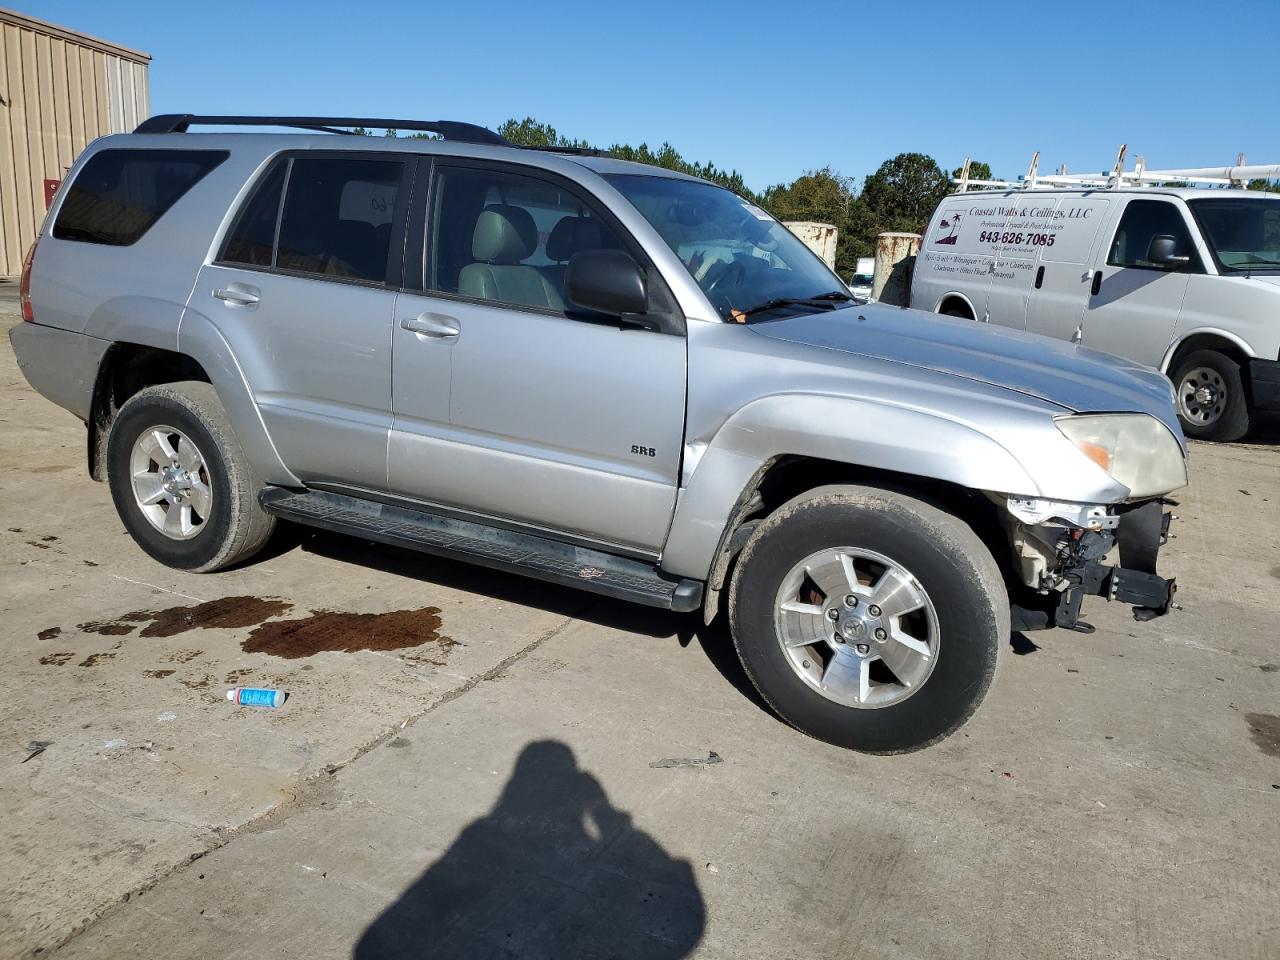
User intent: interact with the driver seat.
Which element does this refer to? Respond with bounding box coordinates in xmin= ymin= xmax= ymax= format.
xmin=459 ymin=205 xmax=564 ymax=310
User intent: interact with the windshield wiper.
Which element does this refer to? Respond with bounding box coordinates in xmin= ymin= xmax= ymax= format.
xmin=730 ymin=292 xmax=853 ymax=322
xmin=1231 ymin=256 xmax=1280 ymax=267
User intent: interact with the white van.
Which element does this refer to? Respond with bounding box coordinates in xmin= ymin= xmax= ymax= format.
xmin=912 ymin=176 xmax=1280 ymax=441
xmin=849 ymin=257 xmax=875 ymax=300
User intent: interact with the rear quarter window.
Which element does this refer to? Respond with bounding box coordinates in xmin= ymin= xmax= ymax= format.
xmin=53 ymin=149 xmax=228 ymax=246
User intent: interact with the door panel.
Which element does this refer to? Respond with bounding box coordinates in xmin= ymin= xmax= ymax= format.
xmin=1025 ymin=198 xmax=1113 ymax=343
xmin=193 ymin=265 xmax=397 ymax=489
xmin=388 ymin=161 xmax=687 ymax=552
xmin=1082 ymin=199 xmax=1196 ymax=366
xmin=190 ymin=151 xmax=410 ymax=488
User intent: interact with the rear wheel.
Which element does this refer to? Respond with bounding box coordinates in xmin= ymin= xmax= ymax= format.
xmin=106 ymin=381 xmax=275 ymax=572
xmin=729 ymin=486 xmax=1008 ymax=753
xmin=1171 ymin=349 xmax=1250 ymax=442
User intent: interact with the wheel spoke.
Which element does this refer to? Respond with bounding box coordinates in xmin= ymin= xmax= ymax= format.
xmin=877 ymin=629 xmax=928 ymax=683
xmin=174 ymin=439 xmax=202 ymax=473
xmin=821 ymin=648 xmax=869 ymax=703
xmin=162 ymin=504 xmax=185 ymax=537
xmin=869 ymin=566 xmax=926 ymax=619
xmin=132 ymin=472 xmax=167 ymax=506
xmin=187 ymin=479 xmax=212 ymax=519
xmin=805 ymin=553 xmax=860 ymax=601
xmin=779 ymin=600 xmax=828 ymax=648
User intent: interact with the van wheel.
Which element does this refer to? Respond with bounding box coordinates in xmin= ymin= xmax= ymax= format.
xmin=106 ymin=381 xmax=275 ymax=572
xmin=1171 ymin=350 xmax=1251 ymax=442
xmin=728 ymin=485 xmax=1008 ymax=753
xmin=940 ymin=301 xmax=974 ymax=320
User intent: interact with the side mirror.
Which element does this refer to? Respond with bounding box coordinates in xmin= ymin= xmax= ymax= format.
xmin=1147 ymin=234 xmax=1191 ymax=268
xmin=566 ymin=249 xmax=648 ymax=318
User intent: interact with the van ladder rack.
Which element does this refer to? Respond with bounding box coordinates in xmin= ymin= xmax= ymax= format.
xmin=134 ymin=114 xmax=510 ymax=145
xmin=952 ymin=145 xmax=1280 ymax=192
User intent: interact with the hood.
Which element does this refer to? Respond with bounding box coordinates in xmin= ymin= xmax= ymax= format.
xmin=751 ymin=303 xmax=1182 ymax=432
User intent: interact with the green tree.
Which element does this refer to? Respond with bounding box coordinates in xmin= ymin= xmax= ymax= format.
xmin=1247 ymin=178 xmax=1280 ymax=192
xmin=951 ymin=160 xmax=993 ymax=185
xmin=758 ymin=168 xmax=860 ymax=275
xmin=860 ymin=152 xmax=949 ymax=230
xmin=498 ymin=117 xmax=590 ymax=149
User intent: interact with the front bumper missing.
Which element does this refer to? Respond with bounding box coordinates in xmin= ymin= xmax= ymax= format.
xmin=1010 ymin=500 xmax=1177 ymax=633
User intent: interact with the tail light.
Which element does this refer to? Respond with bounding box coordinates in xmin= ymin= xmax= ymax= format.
xmin=19 ymin=240 xmax=37 ymax=323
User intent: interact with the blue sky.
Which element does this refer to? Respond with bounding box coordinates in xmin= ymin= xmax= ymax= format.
xmin=21 ymin=0 xmax=1280 ymax=193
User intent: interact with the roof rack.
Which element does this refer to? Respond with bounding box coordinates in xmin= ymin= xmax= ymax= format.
xmin=134 ymin=114 xmax=510 ymax=145
xmin=953 ymin=145 xmax=1280 ymax=192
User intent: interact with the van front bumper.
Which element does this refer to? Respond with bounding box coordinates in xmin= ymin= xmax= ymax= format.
xmin=8 ymin=322 xmax=109 ymax=422
xmin=1249 ymin=358 xmax=1280 ymax=412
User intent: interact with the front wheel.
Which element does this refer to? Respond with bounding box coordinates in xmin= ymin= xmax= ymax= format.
xmin=729 ymin=486 xmax=1009 ymax=753
xmin=106 ymin=381 xmax=275 ymax=572
xmin=1171 ymin=350 xmax=1251 ymax=442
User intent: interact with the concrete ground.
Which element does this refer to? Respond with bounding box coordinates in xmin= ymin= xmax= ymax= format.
xmin=2 ymin=285 xmax=1278 ymax=959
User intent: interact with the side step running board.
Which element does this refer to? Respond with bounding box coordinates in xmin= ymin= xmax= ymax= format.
xmin=259 ymin=488 xmax=703 ymax=613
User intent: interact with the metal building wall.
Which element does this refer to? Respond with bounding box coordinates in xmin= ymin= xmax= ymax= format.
xmin=0 ymin=9 xmax=150 ymax=276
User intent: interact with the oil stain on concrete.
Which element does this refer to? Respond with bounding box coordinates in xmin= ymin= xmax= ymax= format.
xmin=241 ymin=607 xmax=454 ymax=659
xmin=1245 ymin=713 xmax=1280 ymax=758
xmin=76 ymin=597 xmax=293 ymax=638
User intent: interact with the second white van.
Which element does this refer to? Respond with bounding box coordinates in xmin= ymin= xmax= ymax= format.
xmin=912 ymin=183 xmax=1280 ymax=441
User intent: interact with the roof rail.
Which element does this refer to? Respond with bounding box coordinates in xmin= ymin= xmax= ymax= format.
xmin=953 ymin=146 xmax=1280 ymax=192
xmin=134 ymin=114 xmax=510 ymax=145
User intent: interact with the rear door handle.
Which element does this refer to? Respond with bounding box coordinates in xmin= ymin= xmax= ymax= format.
xmin=401 ymin=313 xmax=460 ymax=339
xmin=1034 ymin=265 xmax=1045 ymax=289
xmin=1090 ymin=270 xmax=1103 ymax=296
xmin=213 ymin=283 xmax=260 ymax=307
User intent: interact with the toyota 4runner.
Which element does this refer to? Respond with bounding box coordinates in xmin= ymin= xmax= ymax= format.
xmin=11 ymin=115 xmax=1188 ymax=752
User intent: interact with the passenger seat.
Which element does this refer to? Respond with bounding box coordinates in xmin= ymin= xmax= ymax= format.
xmin=543 ymin=215 xmax=604 ymax=296
xmin=459 ymin=204 xmax=564 ymax=310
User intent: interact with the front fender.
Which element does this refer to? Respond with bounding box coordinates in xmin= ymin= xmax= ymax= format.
xmin=659 ymin=394 xmax=1040 ymax=581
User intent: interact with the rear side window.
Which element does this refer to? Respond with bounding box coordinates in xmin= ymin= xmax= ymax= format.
xmin=53 ymin=149 xmax=227 ymax=246
xmin=219 ymin=156 xmax=405 ymax=282
xmin=221 ymin=161 xmax=287 ymax=267
xmin=275 ymin=158 xmax=403 ymax=282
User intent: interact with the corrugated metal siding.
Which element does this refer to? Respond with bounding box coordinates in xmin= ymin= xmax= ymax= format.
xmin=0 ymin=11 xmax=149 ymax=276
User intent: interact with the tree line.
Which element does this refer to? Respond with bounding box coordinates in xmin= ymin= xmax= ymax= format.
xmin=366 ymin=117 xmax=1280 ymax=280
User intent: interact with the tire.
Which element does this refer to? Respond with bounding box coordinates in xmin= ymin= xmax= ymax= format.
xmin=940 ymin=301 xmax=973 ymax=320
xmin=729 ymin=485 xmax=1008 ymax=753
xmin=106 ymin=381 xmax=275 ymax=572
xmin=1171 ymin=350 xmax=1251 ymax=442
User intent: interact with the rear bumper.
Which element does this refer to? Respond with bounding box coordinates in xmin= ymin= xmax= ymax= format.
xmin=8 ymin=322 xmax=109 ymax=421
xmin=1249 ymin=358 xmax=1280 ymax=412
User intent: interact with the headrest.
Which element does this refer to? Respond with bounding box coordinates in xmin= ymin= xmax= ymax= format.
xmin=472 ymin=204 xmax=538 ymax=264
xmin=545 ymin=216 xmax=604 ymax=262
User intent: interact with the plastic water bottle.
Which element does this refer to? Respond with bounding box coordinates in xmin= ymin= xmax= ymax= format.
xmin=226 ymin=687 xmax=287 ymax=708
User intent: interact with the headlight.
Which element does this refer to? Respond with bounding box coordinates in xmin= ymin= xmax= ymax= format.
xmin=1055 ymin=414 xmax=1187 ymax=498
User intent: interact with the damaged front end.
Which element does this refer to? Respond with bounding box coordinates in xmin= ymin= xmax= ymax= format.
xmin=999 ymin=496 xmax=1177 ymax=633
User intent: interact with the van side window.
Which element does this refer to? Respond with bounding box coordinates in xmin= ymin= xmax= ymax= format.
xmin=274 ymin=158 xmax=404 ymax=283
xmin=53 ymin=149 xmax=227 ymax=246
xmin=427 ymin=166 xmax=624 ymax=313
xmin=1107 ymin=200 xmax=1196 ymax=271
xmin=220 ymin=161 xmax=287 ymax=267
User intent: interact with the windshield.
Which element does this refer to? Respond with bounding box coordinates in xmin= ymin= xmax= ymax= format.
xmin=605 ymin=174 xmax=848 ymax=320
xmin=1188 ymin=197 xmax=1280 ymax=273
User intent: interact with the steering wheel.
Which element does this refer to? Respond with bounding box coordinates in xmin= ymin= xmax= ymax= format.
xmin=703 ymin=258 xmax=748 ymax=294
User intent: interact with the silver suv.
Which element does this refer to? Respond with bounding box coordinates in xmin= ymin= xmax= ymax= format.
xmin=11 ymin=115 xmax=1188 ymax=752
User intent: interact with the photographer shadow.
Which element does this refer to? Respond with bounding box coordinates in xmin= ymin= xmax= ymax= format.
xmin=354 ymin=740 xmax=706 ymax=959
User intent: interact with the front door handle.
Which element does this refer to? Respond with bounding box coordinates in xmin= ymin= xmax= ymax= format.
xmin=214 ymin=283 xmax=260 ymax=307
xmin=1090 ymin=270 xmax=1103 ymax=296
xmin=401 ymin=313 xmax=460 ymax=339
xmin=1034 ymin=265 xmax=1045 ymax=289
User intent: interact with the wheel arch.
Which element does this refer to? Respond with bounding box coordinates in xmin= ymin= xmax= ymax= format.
xmin=937 ymin=293 xmax=977 ymax=320
xmin=1161 ymin=329 xmax=1254 ymax=374
xmin=88 ymin=316 xmax=298 ymax=487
